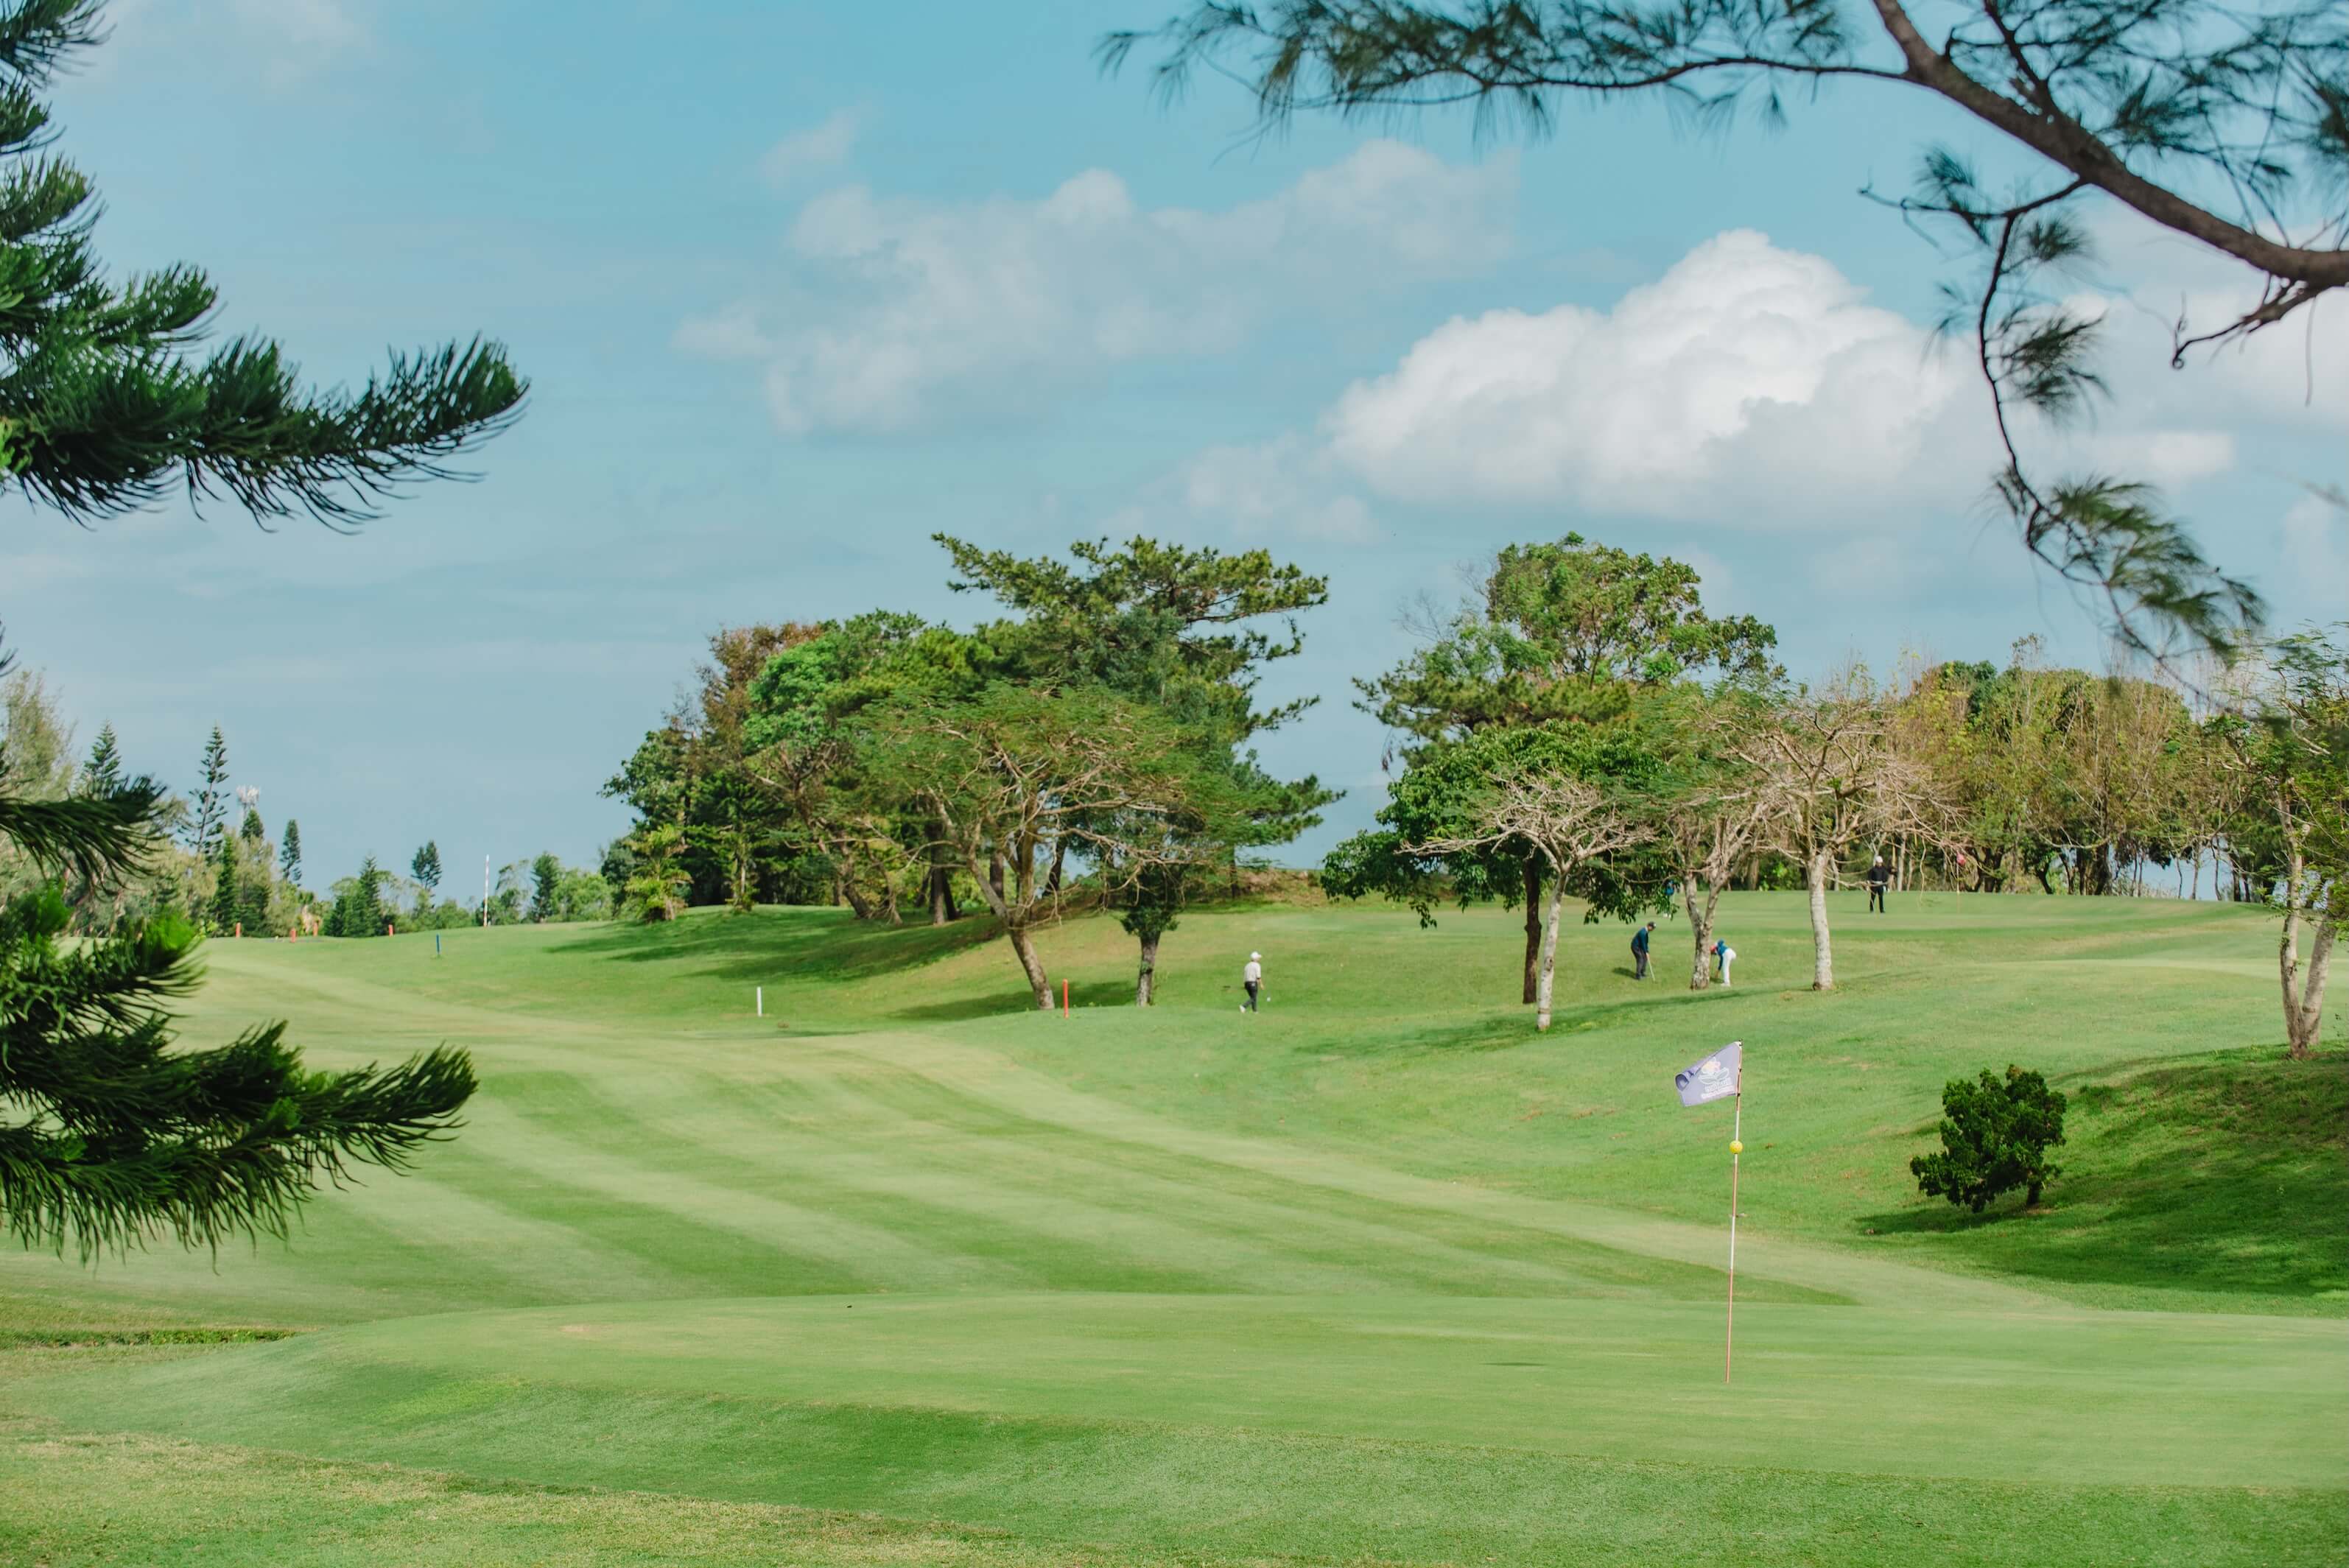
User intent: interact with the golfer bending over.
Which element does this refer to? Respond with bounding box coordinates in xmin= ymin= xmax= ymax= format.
xmin=1713 ymin=938 xmax=1737 ymax=986
xmin=1242 ymin=952 xmax=1263 ymax=1012
xmin=1631 ymin=922 xmax=1654 ymax=980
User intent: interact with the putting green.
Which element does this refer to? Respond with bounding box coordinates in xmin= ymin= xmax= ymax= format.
xmin=27 ymin=1293 xmax=2341 ymax=1489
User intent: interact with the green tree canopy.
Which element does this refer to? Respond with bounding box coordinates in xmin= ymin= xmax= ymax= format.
xmin=936 ymin=532 xmax=1329 ymax=742
xmin=1363 ymin=535 xmax=1779 ymax=739
xmin=0 ymin=2 xmax=519 ymax=1257
xmin=1330 ymin=535 xmax=1758 ymax=1000
xmin=529 ymin=853 xmax=561 ymax=923
xmin=1325 ymin=717 xmax=1665 ymax=927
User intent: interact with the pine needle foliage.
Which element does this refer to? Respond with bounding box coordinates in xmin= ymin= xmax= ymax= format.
xmin=0 ymin=1 xmax=526 ymax=529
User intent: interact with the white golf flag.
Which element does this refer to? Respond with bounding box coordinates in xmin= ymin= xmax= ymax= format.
xmin=1674 ymin=1042 xmax=1742 ymax=1108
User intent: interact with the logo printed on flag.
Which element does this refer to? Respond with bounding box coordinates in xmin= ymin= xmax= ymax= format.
xmin=1674 ymin=1041 xmax=1743 ymax=1107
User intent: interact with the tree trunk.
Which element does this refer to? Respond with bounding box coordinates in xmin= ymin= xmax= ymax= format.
xmin=1521 ymin=855 xmax=1543 ymax=1005
xmin=1686 ymin=887 xmax=1713 ymax=991
xmin=1007 ymin=922 xmax=1052 ymax=1010
xmin=1807 ymin=848 xmax=1834 ymax=991
xmin=1044 ymin=836 xmax=1067 ymax=899
xmin=1136 ymin=931 xmax=1159 ymax=1006
xmin=929 ymin=829 xmax=956 ymax=925
xmin=989 ymin=851 xmax=1005 ymax=905
xmin=1534 ymin=876 xmax=1565 ymax=1031
xmin=2278 ymin=845 xmax=2335 ymax=1058
xmin=837 ymin=851 xmax=877 ymax=921
xmin=2290 ymin=921 xmax=2335 ymax=1058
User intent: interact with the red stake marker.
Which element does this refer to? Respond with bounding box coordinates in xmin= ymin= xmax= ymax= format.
xmin=1063 ymin=979 xmax=1070 ymax=1018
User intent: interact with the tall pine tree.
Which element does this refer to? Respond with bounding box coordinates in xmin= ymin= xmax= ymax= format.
xmin=411 ymin=840 xmax=441 ymax=907
xmin=278 ymin=819 xmax=302 ymax=887
xmin=208 ymin=830 xmax=238 ymax=935
xmin=530 ymin=852 xmax=561 ymax=923
xmin=186 ymin=727 xmax=228 ymax=857
xmin=329 ymin=856 xmax=387 ymax=939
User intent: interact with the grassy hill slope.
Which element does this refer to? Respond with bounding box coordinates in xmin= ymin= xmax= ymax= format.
xmin=2 ymin=893 xmax=2342 ymax=1567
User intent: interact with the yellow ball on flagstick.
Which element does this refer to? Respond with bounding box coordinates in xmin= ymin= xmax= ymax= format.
xmin=1729 ymin=1140 xmax=1744 ymax=1154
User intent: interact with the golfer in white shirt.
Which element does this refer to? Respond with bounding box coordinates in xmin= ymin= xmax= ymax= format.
xmin=1242 ymin=952 xmax=1263 ymax=1012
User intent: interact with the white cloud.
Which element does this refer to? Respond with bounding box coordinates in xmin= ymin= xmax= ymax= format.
xmin=678 ymin=141 xmax=1517 ymax=435
xmin=1157 ymin=228 xmax=2276 ymax=550
xmin=761 ymin=109 xmax=865 ymax=186
xmin=1321 ymin=229 xmax=1984 ymax=521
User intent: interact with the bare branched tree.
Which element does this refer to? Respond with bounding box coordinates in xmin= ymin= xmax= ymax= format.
xmin=2212 ymin=627 xmax=2347 ymax=1055
xmin=1413 ymin=767 xmax=1651 ymax=1028
xmin=1742 ymin=671 xmax=1951 ymax=989
xmin=879 ymin=687 xmax=1217 ymax=1010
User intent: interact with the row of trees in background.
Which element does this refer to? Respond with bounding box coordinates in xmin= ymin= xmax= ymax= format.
xmin=608 ymin=530 xmax=2341 ymax=1049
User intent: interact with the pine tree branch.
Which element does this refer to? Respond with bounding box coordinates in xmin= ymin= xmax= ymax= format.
xmin=0 ymin=778 xmax=165 ymax=882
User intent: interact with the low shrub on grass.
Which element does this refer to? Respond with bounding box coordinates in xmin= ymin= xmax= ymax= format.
xmin=1912 ymin=1065 xmax=2067 ymax=1212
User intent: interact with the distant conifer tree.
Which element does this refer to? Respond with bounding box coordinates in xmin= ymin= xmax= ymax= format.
xmin=78 ymin=724 xmax=123 ymax=796
xmin=186 ymin=728 xmax=228 ymax=856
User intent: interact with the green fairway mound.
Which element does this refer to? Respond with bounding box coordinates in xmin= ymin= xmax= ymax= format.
xmin=13 ymin=1293 xmax=2342 ymax=1566
xmin=1866 ymin=1047 xmax=2349 ymax=1306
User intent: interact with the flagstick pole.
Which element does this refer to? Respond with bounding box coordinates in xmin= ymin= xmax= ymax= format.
xmin=1725 ymin=1069 xmax=1743 ymax=1385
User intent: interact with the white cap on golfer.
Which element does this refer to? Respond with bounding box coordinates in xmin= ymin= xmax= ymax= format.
xmin=1250 ymin=952 xmax=1260 ymax=960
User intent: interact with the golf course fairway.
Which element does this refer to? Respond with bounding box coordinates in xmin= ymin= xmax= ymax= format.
xmin=4 ymin=892 xmax=2344 ymax=1566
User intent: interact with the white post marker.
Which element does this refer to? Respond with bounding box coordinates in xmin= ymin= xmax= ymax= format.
xmin=1672 ymin=1041 xmax=1746 ymax=1384
xmin=756 ymin=986 xmax=763 ymax=1018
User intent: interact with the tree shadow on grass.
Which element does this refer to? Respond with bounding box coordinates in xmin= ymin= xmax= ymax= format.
xmin=551 ymin=907 xmax=1003 ymax=986
xmin=883 ymin=976 xmax=1145 ymax=1022
xmin=1861 ymin=1047 xmax=2348 ymax=1301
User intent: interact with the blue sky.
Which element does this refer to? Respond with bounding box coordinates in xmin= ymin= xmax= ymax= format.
xmin=3 ymin=0 xmax=2342 ymax=887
